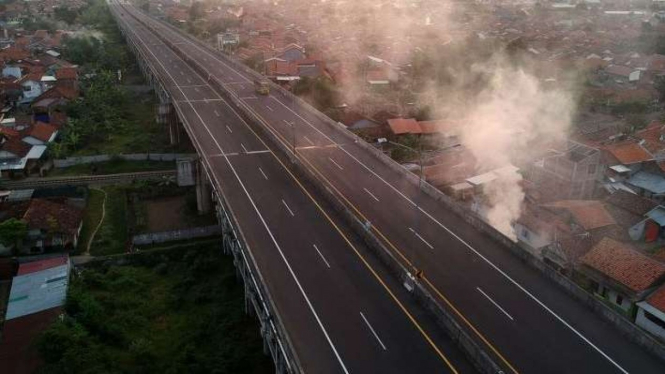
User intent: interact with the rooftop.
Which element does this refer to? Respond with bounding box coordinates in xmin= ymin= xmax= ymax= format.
xmin=604 ymin=141 xmax=652 ymax=165
xmin=627 ymin=172 xmax=665 ymax=195
xmin=543 ymin=200 xmax=616 ymax=230
xmin=580 ymin=237 xmax=665 ymax=292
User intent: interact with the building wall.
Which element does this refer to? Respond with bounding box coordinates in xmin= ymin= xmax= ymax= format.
xmin=21 ymin=80 xmax=42 ymax=100
xmin=636 ymin=307 xmax=665 ymax=341
xmin=514 ymin=223 xmax=550 ymax=258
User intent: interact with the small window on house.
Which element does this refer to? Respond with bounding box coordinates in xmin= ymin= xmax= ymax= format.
xmin=645 ymin=310 xmax=665 ymax=329
xmin=522 ymin=228 xmax=529 ymax=239
xmin=616 ymin=294 xmax=624 ymax=306
xmin=588 ymin=164 xmax=597 ymax=175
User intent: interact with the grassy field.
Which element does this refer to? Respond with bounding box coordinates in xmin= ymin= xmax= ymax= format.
xmin=38 ymin=245 xmax=273 ymax=374
xmin=89 ymin=186 xmax=128 ymax=256
xmin=50 ymin=159 xmax=175 ymax=177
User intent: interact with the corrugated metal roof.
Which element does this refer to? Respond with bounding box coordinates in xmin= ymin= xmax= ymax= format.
xmin=5 ymin=258 xmax=70 ymax=320
xmin=628 ymin=171 xmax=665 ymax=194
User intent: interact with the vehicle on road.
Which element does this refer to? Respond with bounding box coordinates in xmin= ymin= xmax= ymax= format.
xmin=254 ymin=79 xmax=270 ymax=95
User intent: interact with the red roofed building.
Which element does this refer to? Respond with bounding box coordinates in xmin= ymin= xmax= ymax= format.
xmin=579 ymin=237 xmax=665 ymax=314
xmin=543 ymin=200 xmax=617 ymax=231
xmin=54 ymin=66 xmax=78 ymax=90
xmin=22 ymin=122 xmax=58 ymax=145
xmin=637 ymin=284 xmax=665 ymax=340
xmin=603 ymin=141 xmax=653 ymax=165
xmin=22 ymin=199 xmax=83 ymax=252
xmin=387 ymin=118 xmax=420 ymax=135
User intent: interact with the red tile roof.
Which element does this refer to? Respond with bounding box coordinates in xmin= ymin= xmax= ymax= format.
xmin=418 ymin=120 xmax=460 ymax=135
xmin=22 ymin=199 xmax=83 ymax=236
xmin=27 ymin=122 xmax=57 ymax=142
xmin=55 ymin=67 xmax=77 ymax=80
xmin=581 ymin=237 xmax=665 ymax=292
xmin=387 ymin=118 xmax=420 ymax=135
xmin=635 ymin=121 xmax=665 ymax=154
xmin=647 ymin=284 xmax=665 ymax=313
xmin=603 ymin=141 xmax=652 ymax=164
xmin=17 ymin=255 xmax=68 ymax=275
xmin=0 ymin=127 xmax=19 ymax=138
xmin=544 ymin=200 xmax=616 ymax=230
xmin=265 ymin=59 xmax=297 ymax=76
xmin=1 ymin=138 xmax=31 ymax=158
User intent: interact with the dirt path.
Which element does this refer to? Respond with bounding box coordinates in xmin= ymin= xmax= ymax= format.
xmin=86 ymin=188 xmax=108 ymax=256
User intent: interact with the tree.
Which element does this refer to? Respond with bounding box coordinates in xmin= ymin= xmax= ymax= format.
xmin=54 ymin=7 xmax=79 ymax=24
xmin=655 ymin=75 xmax=665 ymax=102
xmin=0 ymin=218 xmax=27 ymax=250
xmin=189 ymin=1 xmax=205 ymax=21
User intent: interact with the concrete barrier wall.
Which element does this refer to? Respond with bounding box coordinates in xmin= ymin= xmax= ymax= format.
xmin=132 ymin=225 xmax=222 ymax=245
xmin=54 ymin=153 xmax=196 ymax=168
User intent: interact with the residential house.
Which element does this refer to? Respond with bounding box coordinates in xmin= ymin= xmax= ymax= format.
xmin=2 ymin=64 xmax=21 ymax=79
xmin=0 ymin=255 xmax=70 ymax=374
xmin=54 ymin=66 xmax=78 ymax=90
xmin=636 ymin=285 xmax=665 ymax=341
xmin=21 ymin=122 xmax=58 ymax=146
xmin=31 ymin=85 xmax=78 ymax=115
xmin=527 ymin=141 xmax=601 ymax=201
xmin=604 ymin=64 xmax=641 ymax=84
xmin=277 ymin=43 xmax=305 ymax=62
xmin=18 ymin=72 xmax=44 ymax=105
xmin=579 ymin=237 xmax=665 ymax=315
xmin=21 ymin=199 xmax=83 ymax=253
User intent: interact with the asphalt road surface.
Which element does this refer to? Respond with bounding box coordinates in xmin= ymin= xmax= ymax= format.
xmin=111 ymin=3 xmax=478 ymax=374
xmin=115 ymin=3 xmax=665 ymax=373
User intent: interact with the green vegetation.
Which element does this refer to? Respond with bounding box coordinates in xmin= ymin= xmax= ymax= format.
xmin=38 ymin=245 xmax=272 ymax=374
xmin=77 ymin=189 xmax=105 ymax=255
xmin=0 ymin=218 xmax=27 ymax=250
xmin=50 ymin=160 xmax=174 ymax=177
xmin=89 ymin=186 xmax=127 ymax=256
xmin=51 ymin=72 xmax=181 ymax=157
xmin=62 ymin=0 xmax=131 ymax=72
xmin=293 ymin=77 xmax=340 ymax=113
xmin=389 ymin=134 xmax=422 ymax=162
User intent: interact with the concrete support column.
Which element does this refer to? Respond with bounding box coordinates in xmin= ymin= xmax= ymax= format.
xmin=195 ymin=160 xmax=212 ymax=214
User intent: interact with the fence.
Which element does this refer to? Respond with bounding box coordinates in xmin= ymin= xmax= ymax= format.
xmin=132 ymin=225 xmax=222 ymax=245
xmin=54 ymin=153 xmax=196 ymax=168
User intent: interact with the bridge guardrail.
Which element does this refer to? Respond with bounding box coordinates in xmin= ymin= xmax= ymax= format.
xmin=111 ymin=6 xmax=303 ymax=373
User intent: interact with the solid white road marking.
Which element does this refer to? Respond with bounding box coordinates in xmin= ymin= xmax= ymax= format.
xmin=259 ymin=167 xmax=268 ymax=180
xmin=241 ymin=143 xmax=249 ymax=153
xmin=303 ymin=136 xmax=315 ymax=146
xmin=265 ymin=85 xmax=633 ymax=372
xmin=281 ymin=199 xmax=295 ymax=217
xmin=226 ymin=125 xmax=233 ymax=133
xmin=363 ymin=188 xmax=380 ymax=202
xmin=328 ymin=157 xmax=344 ymax=170
xmin=245 ymin=149 xmax=271 ymax=155
xmin=313 ymin=244 xmax=331 ymax=268
xmin=408 ymin=228 xmax=434 ymax=250
xmin=477 ymin=287 xmax=514 ymax=321
xmin=120 ymin=20 xmax=349 ymax=373
xmin=283 ymin=119 xmax=293 ymax=126
xmin=266 ymin=105 xmax=274 ymax=111
xmin=360 ymin=312 xmax=387 ymax=351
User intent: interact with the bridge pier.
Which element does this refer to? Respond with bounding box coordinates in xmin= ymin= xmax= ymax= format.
xmin=116 ymin=11 xmax=298 ymax=372
xmin=195 ymin=160 xmax=212 ymax=214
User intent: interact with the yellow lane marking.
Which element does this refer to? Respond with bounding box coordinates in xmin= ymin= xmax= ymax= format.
xmin=233 ymin=98 xmax=519 ymax=374
xmin=232 ymin=97 xmax=460 ymax=373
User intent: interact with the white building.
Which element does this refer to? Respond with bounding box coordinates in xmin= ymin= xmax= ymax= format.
xmin=636 ymin=285 xmax=665 ymax=341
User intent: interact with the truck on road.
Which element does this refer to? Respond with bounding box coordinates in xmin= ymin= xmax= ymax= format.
xmin=254 ymin=79 xmax=270 ymax=95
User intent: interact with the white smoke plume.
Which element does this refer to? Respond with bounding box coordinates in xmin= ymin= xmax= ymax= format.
xmin=456 ymin=62 xmax=576 ymax=239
